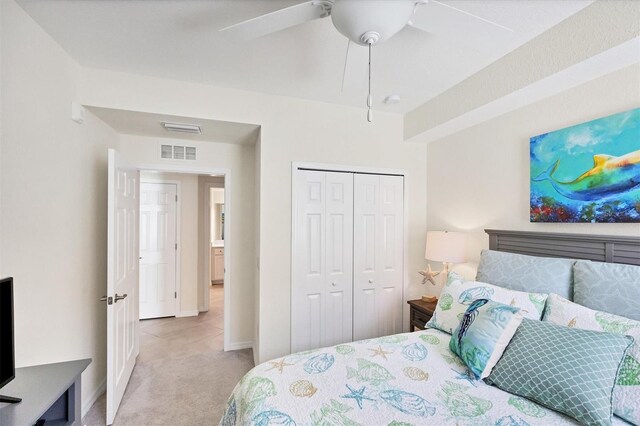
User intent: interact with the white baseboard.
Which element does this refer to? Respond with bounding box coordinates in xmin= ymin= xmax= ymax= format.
xmin=82 ymin=376 xmax=106 ymax=418
xmin=226 ymin=340 xmax=253 ymax=351
xmin=176 ymin=310 xmax=199 ymax=318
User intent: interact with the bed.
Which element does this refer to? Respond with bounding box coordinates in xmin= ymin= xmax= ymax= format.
xmin=221 ymin=230 xmax=640 ymax=425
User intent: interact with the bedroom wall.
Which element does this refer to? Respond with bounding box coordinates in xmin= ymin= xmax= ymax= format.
xmin=119 ymin=134 xmax=256 ymax=350
xmin=0 ymin=0 xmax=120 ymax=413
xmin=78 ymin=68 xmax=428 ymax=363
xmin=426 ymin=64 xmax=640 ymax=282
xmin=140 ymin=171 xmax=200 ymax=316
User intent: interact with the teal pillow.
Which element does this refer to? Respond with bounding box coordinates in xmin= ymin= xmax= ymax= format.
xmin=486 ymin=319 xmax=634 ymax=426
xmin=476 ymin=249 xmax=575 ymax=299
xmin=573 ymin=260 xmax=640 ymax=321
xmin=450 ymin=299 xmax=523 ymax=379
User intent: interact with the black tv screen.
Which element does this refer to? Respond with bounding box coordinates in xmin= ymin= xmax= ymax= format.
xmin=0 ymin=277 xmax=15 ymax=389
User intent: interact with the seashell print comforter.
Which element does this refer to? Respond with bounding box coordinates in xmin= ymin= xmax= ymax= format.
xmin=220 ymin=328 xmax=628 ymax=425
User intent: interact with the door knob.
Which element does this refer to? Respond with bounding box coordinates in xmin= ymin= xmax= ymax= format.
xmin=331 ymin=282 xmax=337 ymax=287
xmin=100 ymin=296 xmax=113 ymax=305
xmin=114 ymin=293 xmax=128 ymax=303
xmin=368 ymin=279 xmax=374 ymax=284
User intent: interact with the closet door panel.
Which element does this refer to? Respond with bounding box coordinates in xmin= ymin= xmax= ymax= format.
xmin=353 ymin=174 xmax=404 ymax=341
xmin=324 ymin=173 xmax=354 ymax=346
xmin=379 ymin=176 xmax=404 ymax=336
xmin=353 ymin=174 xmax=380 ymax=341
xmin=292 ymin=170 xmax=354 ymax=352
xmin=292 ymin=171 xmax=326 ymax=353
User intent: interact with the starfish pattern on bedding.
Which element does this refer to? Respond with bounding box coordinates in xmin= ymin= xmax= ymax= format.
xmin=340 ymin=384 xmax=374 ymax=409
xmin=451 ymin=368 xmax=478 ymax=387
xmin=267 ymin=358 xmax=294 ymax=373
xmin=369 ymin=346 xmax=392 ymax=360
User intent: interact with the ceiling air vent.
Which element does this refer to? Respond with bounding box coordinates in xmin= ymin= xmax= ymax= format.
xmin=161 ymin=122 xmax=202 ymax=134
xmin=185 ymin=147 xmax=196 ymax=160
xmin=161 ymin=144 xmax=173 ymax=159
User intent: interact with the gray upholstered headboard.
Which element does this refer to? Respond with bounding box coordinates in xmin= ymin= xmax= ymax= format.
xmin=485 ymin=229 xmax=640 ymax=266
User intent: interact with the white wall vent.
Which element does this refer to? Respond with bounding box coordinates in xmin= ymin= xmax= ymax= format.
xmin=161 ymin=144 xmax=173 ymax=159
xmin=160 ymin=144 xmax=196 ymax=160
xmin=173 ymin=145 xmax=185 ymax=160
xmin=185 ymin=146 xmax=197 ymax=160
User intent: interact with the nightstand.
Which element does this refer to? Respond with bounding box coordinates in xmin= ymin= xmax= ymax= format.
xmin=407 ymin=299 xmax=437 ymax=331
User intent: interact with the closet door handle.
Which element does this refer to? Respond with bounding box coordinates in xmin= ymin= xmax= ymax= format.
xmin=331 ymin=282 xmax=337 ymax=287
xmin=368 ymin=279 xmax=374 ymax=284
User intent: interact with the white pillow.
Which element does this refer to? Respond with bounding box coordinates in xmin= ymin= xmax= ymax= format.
xmin=426 ymin=272 xmax=547 ymax=335
xmin=543 ymin=293 xmax=640 ymax=425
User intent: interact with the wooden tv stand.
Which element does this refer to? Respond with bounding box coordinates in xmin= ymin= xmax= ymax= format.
xmin=0 ymin=359 xmax=91 ymax=426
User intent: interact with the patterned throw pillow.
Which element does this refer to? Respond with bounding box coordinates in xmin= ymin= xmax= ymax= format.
xmin=573 ymin=260 xmax=640 ymax=321
xmin=476 ymin=249 xmax=575 ymax=299
xmin=543 ymin=293 xmax=640 ymax=425
xmin=426 ymin=272 xmax=547 ymax=335
xmin=486 ymin=319 xmax=634 ymax=426
xmin=450 ymin=299 xmax=523 ymax=379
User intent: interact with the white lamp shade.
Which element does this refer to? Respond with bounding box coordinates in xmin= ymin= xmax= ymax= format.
xmin=425 ymin=231 xmax=466 ymax=263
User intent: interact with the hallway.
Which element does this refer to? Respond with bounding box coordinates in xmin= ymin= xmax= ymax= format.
xmin=83 ymin=286 xmax=254 ymax=425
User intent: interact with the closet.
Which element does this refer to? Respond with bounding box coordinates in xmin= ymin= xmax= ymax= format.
xmin=291 ymin=168 xmax=404 ymax=353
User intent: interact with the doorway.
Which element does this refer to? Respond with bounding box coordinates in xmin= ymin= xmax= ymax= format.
xmin=209 ymin=187 xmax=225 ymax=319
xmin=134 ymin=165 xmax=232 ymax=354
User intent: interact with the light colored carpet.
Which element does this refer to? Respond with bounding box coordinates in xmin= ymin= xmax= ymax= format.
xmin=83 ymin=285 xmax=254 ymax=425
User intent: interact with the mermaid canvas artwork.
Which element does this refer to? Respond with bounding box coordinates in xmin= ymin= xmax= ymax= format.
xmin=530 ymin=108 xmax=640 ymax=223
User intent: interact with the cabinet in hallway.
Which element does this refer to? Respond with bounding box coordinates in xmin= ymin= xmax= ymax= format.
xmin=211 ymin=246 xmax=224 ymax=283
xmin=291 ymin=168 xmax=404 ymax=352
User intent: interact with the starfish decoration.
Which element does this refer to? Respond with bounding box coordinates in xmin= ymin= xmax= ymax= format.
xmin=267 ymin=358 xmax=294 ymax=373
xmin=340 ymin=384 xmax=374 ymax=409
xmin=451 ymin=368 xmax=478 ymax=387
xmin=418 ymin=264 xmax=441 ymax=285
xmin=369 ymin=345 xmax=392 ymax=360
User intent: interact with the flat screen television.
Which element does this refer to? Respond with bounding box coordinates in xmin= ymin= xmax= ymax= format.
xmin=0 ymin=277 xmax=20 ymax=403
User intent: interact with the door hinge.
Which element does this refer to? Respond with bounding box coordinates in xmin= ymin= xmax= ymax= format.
xmin=175 ymin=195 xmax=178 ymax=202
xmin=174 ymin=291 xmax=177 ymax=299
xmin=175 ymin=243 xmax=178 ymax=250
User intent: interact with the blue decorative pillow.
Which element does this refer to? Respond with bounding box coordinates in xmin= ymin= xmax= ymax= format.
xmin=487 ymin=319 xmax=634 ymax=426
xmin=476 ymin=249 xmax=575 ymax=299
xmin=449 ymin=299 xmax=523 ymax=379
xmin=573 ymin=260 xmax=640 ymax=321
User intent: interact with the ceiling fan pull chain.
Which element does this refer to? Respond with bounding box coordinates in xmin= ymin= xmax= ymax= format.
xmin=367 ymin=42 xmax=372 ymax=123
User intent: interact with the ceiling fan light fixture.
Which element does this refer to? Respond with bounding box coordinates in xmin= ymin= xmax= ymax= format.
xmin=331 ymin=0 xmax=416 ymax=46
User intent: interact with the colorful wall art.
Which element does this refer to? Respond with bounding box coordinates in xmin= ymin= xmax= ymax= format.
xmin=530 ymin=108 xmax=640 ymax=223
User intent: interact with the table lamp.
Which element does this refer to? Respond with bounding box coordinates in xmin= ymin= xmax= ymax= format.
xmin=419 ymin=231 xmax=466 ymax=301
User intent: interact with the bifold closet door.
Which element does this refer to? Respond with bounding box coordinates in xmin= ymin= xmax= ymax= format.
xmin=353 ymin=174 xmax=404 ymax=341
xmin=291 ymin=170 xmax=354 ymax=353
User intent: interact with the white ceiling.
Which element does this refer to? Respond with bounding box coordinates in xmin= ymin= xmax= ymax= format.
xmin=18 ymin=0 xmax=592 ymax=113
xmin=87 ymin=107 xmax=260 ymax=145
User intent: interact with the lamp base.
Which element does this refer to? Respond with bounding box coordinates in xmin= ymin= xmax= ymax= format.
xmin=421 ymin=295 xmax=438 ymax=303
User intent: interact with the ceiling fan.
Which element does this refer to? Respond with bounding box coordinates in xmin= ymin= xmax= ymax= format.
xmin=220 ymin=0 xmax=512 ymax=122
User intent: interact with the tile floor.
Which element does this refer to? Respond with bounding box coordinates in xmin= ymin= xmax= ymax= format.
xmin=83 ymin=285 xmax=254 ymax=425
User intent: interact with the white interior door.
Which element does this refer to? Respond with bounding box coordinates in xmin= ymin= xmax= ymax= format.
xmin=291 ymin=170 xmax=353 ymax=352
xmin=106 ymin=149 xmax=140 ymax=425
xmin=139 ymin=182 xmax=177 ymax=319
xmin=353 ymin=174 xmax=404 ymax=341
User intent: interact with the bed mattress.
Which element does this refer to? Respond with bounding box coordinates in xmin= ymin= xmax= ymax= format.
xmin=220 ymin=328 xmax=628 ymax=425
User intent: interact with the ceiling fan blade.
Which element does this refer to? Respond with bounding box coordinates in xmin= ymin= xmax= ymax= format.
xmin=219 ymin=1 xmax=331 ymax=42
xmin=430 ymin=0 xmax=513 ymax=32
xmin=340 ymin=39 xmax=351 ymax=93
xmin=409 ymin=1 xmax=516 ymax=55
